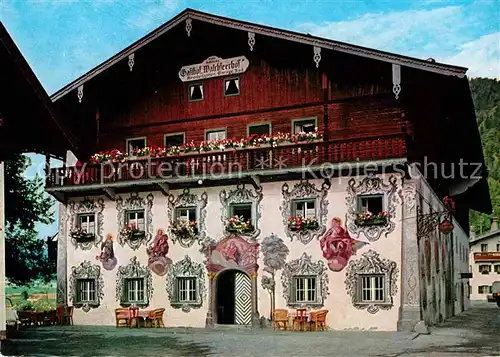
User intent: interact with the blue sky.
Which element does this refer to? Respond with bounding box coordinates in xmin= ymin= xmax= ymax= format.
xmin=1 ymin=0 xmax=499 ymax=237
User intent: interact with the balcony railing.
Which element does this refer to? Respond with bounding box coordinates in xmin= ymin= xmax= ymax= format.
xmin=474 ymin=252 xmax=500 ymax=261
xmin=46 ymin=133 xmax=407 ymax=188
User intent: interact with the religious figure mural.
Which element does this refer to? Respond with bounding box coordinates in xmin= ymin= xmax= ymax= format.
xmin=202 ymin=236 xmax=259 ymax=274
xmin=320 ymin=217 xmax=369 ymax=272
xmin=146 ymin=229 xmax=172 ymax=276
xmin=95 ymin=233 xmax=117 ymax=271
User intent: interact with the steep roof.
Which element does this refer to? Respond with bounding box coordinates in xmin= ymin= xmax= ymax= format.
xmin=0 ymin=22 xmax=78 ymax=159
xmin=51 ymin=8 xmax=468 ymax=101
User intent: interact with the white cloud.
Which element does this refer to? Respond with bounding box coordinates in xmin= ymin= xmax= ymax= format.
xmin=296 ymin=5 xmax=499 ymax=78
xmin=445 ymin=32 xmax=500 ymax=78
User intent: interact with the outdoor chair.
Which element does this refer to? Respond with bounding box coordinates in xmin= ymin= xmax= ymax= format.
xmin=273 ymin=309 xmax=289 ymax=330
xmin=309 ymin=310 xmax=328 ymax=331
xmin=148 ymin=308 xmax=165 ymax=328
xmin=115 ymin=308 xmax=130 ymax=327
xmin=65 ymin=306 xmax=74 ymax=325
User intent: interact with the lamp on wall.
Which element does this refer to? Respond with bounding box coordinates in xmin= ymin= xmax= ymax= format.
xmin=417 ymin=196 xmax=455 ymax=238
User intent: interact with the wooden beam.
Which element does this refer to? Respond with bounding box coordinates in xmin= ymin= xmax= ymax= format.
xmin=156 ymin=182 xmax=170 ymax=196
xmin=102 ymin=187 xmax=116 ymax=201
xmin=250 ymin=175 xmax=261 ymax=191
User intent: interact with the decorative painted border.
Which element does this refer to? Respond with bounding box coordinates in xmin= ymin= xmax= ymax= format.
xmin=68 ymin=198 xmax=105 ymax=250
xmin=116 ymin=192 xmax=154 ymax=250
xmin=69 ymin=261 xmax=104 ymax=312
xmin=344 ymin=250 xmax=399 ymax=314
xmin=281 ymin=252 xmax=329 ymax=308
xmin=280 ymin=180 xmax=330 ymax=245
xmin=116 ymin=256 xmax=153 ymax=308
xmin=167 ymin=188 xmax=208 ymax=248
xmin=346 ymin=175 xmax=398 ymax=242
xmin=166 ymin=255 xmax=206 ymax=312
xmin=220 ymin=183 xmax=263 ymax=240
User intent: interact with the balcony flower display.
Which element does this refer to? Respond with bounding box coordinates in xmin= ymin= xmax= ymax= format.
xmin=170 ymin=219 xmax=199 ymax=240
xmin=354 ymin=211 xmax=390 ymax=227
xmin=225 ymin=215 xmax=254 ymax=234
xmin=69 ymin=226 xmax=95 ymax=241
xmin=288 ymin=216 xmax=319 ymax=231
xmin=120 ymin=222 xmax=145 ymax=240
xmin=87 ymin=130 xmax=323 ymax=163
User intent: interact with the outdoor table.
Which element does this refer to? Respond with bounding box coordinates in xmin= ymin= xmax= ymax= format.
xmin=287 ymin=310 xmax=311 ymax=330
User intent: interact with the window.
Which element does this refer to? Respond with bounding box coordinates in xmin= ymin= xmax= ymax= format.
xmin=293 ymin=118 xmax=317 ymax=134
xmin=126 ymin=210 xmax=145 ymax=231
xmin=360 ymin=275 xmax=385 ymax=302
xmin=230 ymin=203 xmax=252 ymax=222
xmin=357 ymin=194 xmax=384 ymax=214
xmin=478 ymin=285 xmax=492 ymax=294
xmin=292 ymin=199 xmax=316 ymax=219
xmin=176 ymin=207 xmax=196 ymax=222
xmin=479 ymin=265 xmax=491 ymax=274
xmin=188 ymin=83 xmax=204 ymax=101
xmin=292 ymin=276 xmax=316 ymax=303
xmin=206 ymin=129 xmax=226 ymax=141
xmin=164 ymin=133 xmax=185 ymax=147
xmin=78 ymin=214 xmax=95 ymax=234
xmin=126 ymin=137 xmax=146 ymax=155
xmin=76 ymin=279 xmax=96 ymax=303
xmin=224 ymin=77 xmax=240 ymax=96
xmin=248 ymin=123 xmax=271 ymax=136
xmin=125 ymin=278 xmax=145 ymax=303
xmin=176 ymin=277 xmax=197 ymax=302
xmin=495 ymin=265 xmax=500 ymax=274
xmin=481 ymin=244 xmax=488 ymax=252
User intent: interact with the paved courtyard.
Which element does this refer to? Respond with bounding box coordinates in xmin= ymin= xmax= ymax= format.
xmin=2 ymin=302 xmax=500 ymax=356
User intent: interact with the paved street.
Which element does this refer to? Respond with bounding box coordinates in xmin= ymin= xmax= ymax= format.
xmin=1 ymin=302 xmax=500 ymax=356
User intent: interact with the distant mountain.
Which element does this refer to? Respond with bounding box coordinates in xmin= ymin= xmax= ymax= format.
xmin=469 ymin=78 xmax=500 ymax=235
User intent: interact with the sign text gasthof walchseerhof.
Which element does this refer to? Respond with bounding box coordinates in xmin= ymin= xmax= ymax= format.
xmin=178 ymin=56 xmax=249 ymax=82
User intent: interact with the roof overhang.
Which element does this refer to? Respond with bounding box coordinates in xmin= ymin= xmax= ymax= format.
xmin=0 ymin=22 xmax=78 ymax=160
xmin=50 ymin=8 xmax=468 ymax=102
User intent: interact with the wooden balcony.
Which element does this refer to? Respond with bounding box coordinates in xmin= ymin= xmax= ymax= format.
xmin=45 ymin=134 xmax=407 ymax=199
xmin=474 ymin=252 xmax=500 ymax=262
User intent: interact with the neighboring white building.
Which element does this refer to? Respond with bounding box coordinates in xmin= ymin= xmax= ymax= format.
xmin=469 ymin=226 xmax=500 ymax=301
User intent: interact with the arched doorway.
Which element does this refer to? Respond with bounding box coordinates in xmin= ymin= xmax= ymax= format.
xmin=216 ymin=269 xmax=252 ymax=325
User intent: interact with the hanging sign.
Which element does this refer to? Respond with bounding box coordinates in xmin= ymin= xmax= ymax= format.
xmin=178 ymin=56 xmax=249 ymax=82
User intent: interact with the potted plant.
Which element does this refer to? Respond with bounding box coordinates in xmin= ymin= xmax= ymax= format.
xmin=288 ymin=216 xmax=319 ymax=231
xmin=70 ymin=226 xmax=95 ymax=242
xmin=120 ymin=222 xmax=145 ymax=240
xmin=171 ymin=219 xmax=199 ymax=240
xmin=225 ymin=215 xmax=254 ymax=234
xmin=355 ymin=211 xmax=390 ymax=227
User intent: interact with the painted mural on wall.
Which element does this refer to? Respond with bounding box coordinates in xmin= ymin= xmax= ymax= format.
xmin=95 ymin=233 xmax=117 ymax=271
xmin=116 ymin=257 xmax=153 ymax=308
xmin=434 ymin=233 xmax=440 ymax=272
xmin=320 ymin=217 xmax=369 ymax=272
xmin=146 ymin=229 xmax=172 ymax=276
xmin=201 ymin=235 xmax=259 ymax=274
xmin=344 ymin=250 xmax=399 ymax=314
xmin=345 ymin=175 xmax=398 ymax=242
xmin=425 ymin=236 xmax=431 ymax=285
xmin=280 ymin=180 xmax=330 ymax=245
xmin=260 ymin=234 xmax=290 ymax=318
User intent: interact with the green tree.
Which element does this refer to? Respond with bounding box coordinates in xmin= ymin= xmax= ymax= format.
xmin=4 ymin=153 xmax=56 ymax=285
xmin=469 ymin=78 xmax=500 ymax=234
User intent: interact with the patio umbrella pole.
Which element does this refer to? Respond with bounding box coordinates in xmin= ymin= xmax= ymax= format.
xmin=0 ymin=162 xmax=6 ymax=341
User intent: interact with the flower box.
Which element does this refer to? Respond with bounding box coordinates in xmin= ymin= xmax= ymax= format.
xmin=225 ymin=215 xmax=254 ymax=234
xmin=71 ymin=232 xmax=95 ymax=242
xmin=227 ymin=225 xmax=254 ymax=234
xmin=288 ymin=216 xmax=319 ymax=231
xmin=355 ymin=216 xmax=388 ymax=227
xmin=127 ymin=231 xmax=146 ymax=240
xmin=171 ymin=220 xmax=199 ymax=240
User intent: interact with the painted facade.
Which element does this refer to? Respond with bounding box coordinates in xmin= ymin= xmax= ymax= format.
xmin=469 ymin=230 xmax=500 ymax=301
xmin=57 ymin=169 xmax=471 ymax=331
